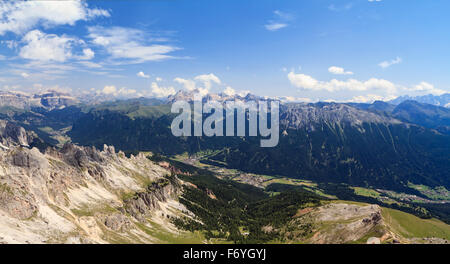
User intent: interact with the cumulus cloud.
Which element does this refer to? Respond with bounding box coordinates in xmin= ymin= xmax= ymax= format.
xmin=409 ymin=82 xmax=446 ymax=95
xmin=174 ymin=73 xmax=222 ymax=96
xmin=288 ymin=71 xmax=397 ymax=93
xmin=20 ymin=72 xmax=29 ymax=78
xmin=19 ymin=30 xmax=94 ymax=62
xmin=277 ymin=96 xmax=313 ymax=103
xmin=379 ymin=57 xmax=402 ymax=68
xmin=194 ymin=73 xmax=221 ymax=89
xmin=101 ymin=85 xmax=137 ymax=97
xmin=87 ymin=26 xmax=180 ymax=64
xmin=102 ymin=85 xmax=116 ymax=95
xmin=287 ymin=71 xmax=446 ymax=102
xmin=223 ymin=86 xmax=250 ymax=97
xmin=0 ymin=0 xmax=109 ymax=35
xmin=328 ymin=66 xmax=353 ymax=75
xmin=350 ymin=94 xmax=394 ymax=103
xmin=19 ymin=30 xmax=77 ymax=62
xmin=77 ymin=48 xmax=95 ymax=60
xmin=150 ymin=82 xmax=175 ymax=98
xmin=137 ymin=71 xmax=150 ymax=78
xmin=174 ymin=77 xmax=196 ymax=91
xmin=223 ymin=86 xmax=236 ymax=96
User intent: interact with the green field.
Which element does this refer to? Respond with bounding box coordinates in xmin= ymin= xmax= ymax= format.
xmin=382 ymin=207 xmax=450 ymax=240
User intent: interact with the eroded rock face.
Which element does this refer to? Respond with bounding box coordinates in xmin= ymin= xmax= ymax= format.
xmin=124 ymin=176 xmax=182 ymax=221
xmin=0 ymin=90 xmax=78 ymax=110
xmin=280 ymin=103 xmax=402 ymax=130
xmin=293 ymin=203 xmax=391 ymax=244
xmin=0 ymin=186 xmax=37 ymax=220
xmin=104 ymin=214 xmax=132 ymax=232
xmin=0 ymin=121 xmax=31 ymax=147
xmin=0 ymin=123 xmax=178 ymax=243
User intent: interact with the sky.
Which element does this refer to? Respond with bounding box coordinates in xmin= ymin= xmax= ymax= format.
xmin=0 ymin=0 xmax=449 ymax=103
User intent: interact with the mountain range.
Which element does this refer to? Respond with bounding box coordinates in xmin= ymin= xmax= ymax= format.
xmin=389 ymin=93 xmax=450 ymax=108
xmin=0 ymin=90 xmax=449 ymax=243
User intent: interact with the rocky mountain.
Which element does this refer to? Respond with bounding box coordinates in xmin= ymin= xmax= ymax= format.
xmin=167 ymin=89 xmax=261 ymax=103
xmin=389 ymin=93 xmax=450 ymax=108
xmin=68 ymin=99 xmax=450 ymax=193
xmin=0 ymin=123 xmax=191 ymax=243
xmin=0 ymin=90 xmax=78 ymax=111
xmin=351 ymin=100 xmax=450 ymax=134
xmin=392 ymin=100 xmax=450 ymax=134
xmin=280 ymin=102 xmax=402 ymax=130
xmin=0 ymin=122 xmax=449 ymax=244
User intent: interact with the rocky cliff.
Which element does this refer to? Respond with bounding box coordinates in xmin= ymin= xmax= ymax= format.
xmin=0 ymin=90 xmax=78 ymax=111
xmin=0 ymin=124 xmax=189 ymax=244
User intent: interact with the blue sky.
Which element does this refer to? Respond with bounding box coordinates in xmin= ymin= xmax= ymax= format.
xmin=0 ymin=0 xmax=449 ymax=102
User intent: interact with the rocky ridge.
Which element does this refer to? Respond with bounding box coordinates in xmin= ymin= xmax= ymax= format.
xmin=0 ymin=90 xmax=78 ymax=111
xmin=0 ymin=123 xmax=190 ymax=244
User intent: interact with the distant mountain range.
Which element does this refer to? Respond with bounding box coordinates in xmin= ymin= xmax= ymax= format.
xmin=0 ymin=89 xmax=449 ymax=192
xmin=0 ymin=89 xmax=449 ymax=243
xmin=0 ymin=90 xmax=78 ymax=111
xmin=389 ymin=93 xmax=450 ymax=108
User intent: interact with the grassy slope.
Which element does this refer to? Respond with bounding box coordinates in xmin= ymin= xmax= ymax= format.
xmin=382 ymin=207 xmax=450 ymax=240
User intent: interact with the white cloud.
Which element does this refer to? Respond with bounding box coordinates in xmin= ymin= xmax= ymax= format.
xmin=87 ymin=26 xmax=180 ymax=64
xmin=137 ymin=71 xmax=150 ymax=78
xmin=265 ymin=23 xmax=288 ymax=31
xmin=156 ymin=77 xmax=163 ymax=82
xmin=194 ymin=73 xmax=221 ymax=89
xmin=328 ymin=66 xmax=354 ymax=75
xmin=117 ymin=87 xmax=137 ymax=96
xmin=277 ymin=96 xmax=313 ymax=103
xmin=287 ymin=71 xmax=397 ymax=93
xmin=328 ymin=3 xmax=353 ymax=12
xmin=287 ymin=71 xmax=446 ymax=101
xmin=379 ymin=57 xmax=402 ymax=68
xmin=150 ymin=82 xmax=175 ymax=98
xmin=78 ymin=61 xmax=102 ymax=68
xmin=20 ymin=72 xmax=29 ymax=78
xmin=223 ymin=86 xmax=249 ymax=97
xmin=102 ymin=85 xmax=116 ymax=95
xmin=265 ymin=10 xmax=293 ymax=31
xmin=409 ymin=82 xmax=446 ymax=95
xmin=19 ymin=30 xmax=93 ymax=63
xmin=174 ymin=73 xmax=221 ymax=95
xmin=77 ymin=48 xmax=95 ymax=60
xmin=350 ymin=94 xmax=394 ymax=103
xmin=174 ymin=77 xmax=196 ymax=91
xmin=173 ymin=74 xmax=222 ymax=97
xmin=19 ymin=30 xmax=76 ymax=62
xmin=223 ymin=86 xmax=236 ymax=96
xmin=0 ymin=0 xmax=109 ymax=35
xmin=101 ymin=85 xmax=137 ymax=97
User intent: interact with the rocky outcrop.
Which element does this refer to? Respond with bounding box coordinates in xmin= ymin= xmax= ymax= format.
xmin=0 ymin=123 xmax=186 ymax=243
xmin=280 ymin=103 xmax=402 ymax=130
xmin=289 ymin=203 xmax=394 ymax=244
xmin=0 ymin=121 xmax=31 ymax=147
xmin=0 ymin=90 xmax=77 ymax=111
xmin=103 ymin=213 xmax=132 ymax=232
xmin=124 ymin=176 xmax=182 ymax=221
xmin=38 ymin=90 xmax=77 ymax=110
xmin=0 ymin=184 xmax=37 ymax=220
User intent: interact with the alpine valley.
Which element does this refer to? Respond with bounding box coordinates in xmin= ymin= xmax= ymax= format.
xmin=0 ymin=90 xmax=449 ymax=244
